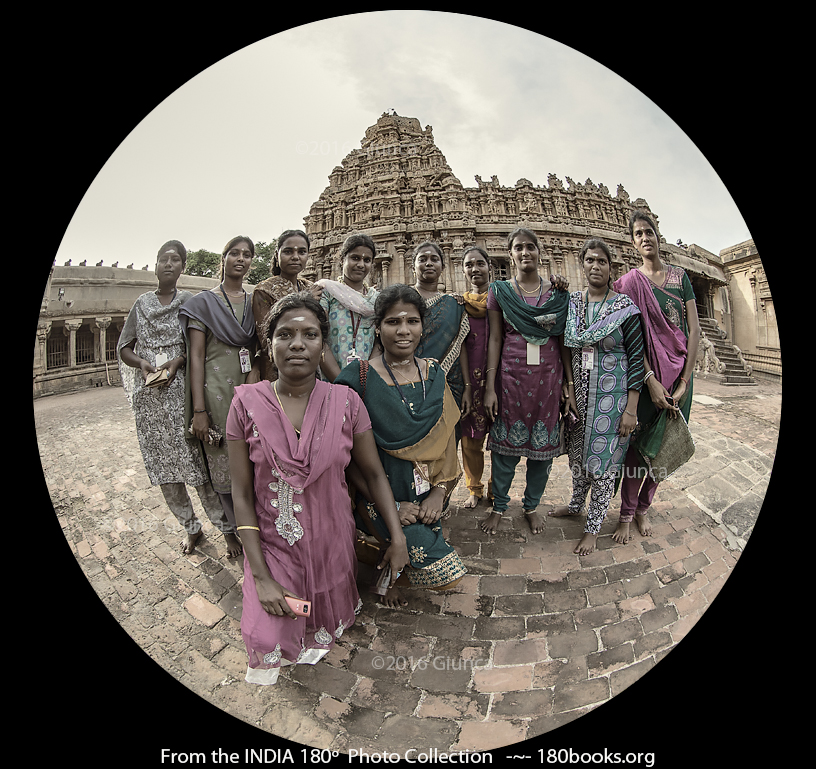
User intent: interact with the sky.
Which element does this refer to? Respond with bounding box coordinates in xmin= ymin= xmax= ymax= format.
xmin=52 ymin=12 xmax=753 ymax=272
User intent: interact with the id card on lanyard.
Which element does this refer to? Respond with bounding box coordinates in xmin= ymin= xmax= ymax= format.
xmin=526 ymin=343 xmax=540 ymax=366
xmin=413 ymin=463 xmax=431 ymax=495
xmin=219 ymin=285 xmax=252 ymax=373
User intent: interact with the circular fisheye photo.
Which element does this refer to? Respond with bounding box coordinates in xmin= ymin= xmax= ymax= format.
xmin=33 ymin=11 xmax=783 ymax=764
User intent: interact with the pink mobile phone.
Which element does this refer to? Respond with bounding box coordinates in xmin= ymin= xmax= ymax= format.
xmin=284 ymin=596 xmax=311 ymax=617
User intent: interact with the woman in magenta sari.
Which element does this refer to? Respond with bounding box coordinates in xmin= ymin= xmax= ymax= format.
xmin=226 ymin=293 xmax=409 ymax=685
xmin=612 ymin=211 xmax=700 ymax=541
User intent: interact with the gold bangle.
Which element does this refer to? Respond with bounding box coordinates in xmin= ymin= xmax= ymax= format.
xmin=236 ymin=525 xmax=260 ymax=532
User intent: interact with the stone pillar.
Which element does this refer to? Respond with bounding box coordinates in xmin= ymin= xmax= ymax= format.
xmin=34 ymin=322 xmax=52 ymax=375
xmin=95 ymin=316 xmax=112 ymax=363
xmin=65 ymin=319 xmax=83 ymax=368
xmin=376 ymin=254 xmax=392 ymax=290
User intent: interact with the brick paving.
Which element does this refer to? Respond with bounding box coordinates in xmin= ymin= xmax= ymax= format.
xmin=34 ymin=375 xmax=781 ymax=756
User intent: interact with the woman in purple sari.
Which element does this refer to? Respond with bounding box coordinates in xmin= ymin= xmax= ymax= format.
xmin=226 ymin=294 xmax=409 ymax=685
xmin=612 ymin=211 xmax=700 ymax=541
xmin=459 ymin=246 xmax=492 ymax=509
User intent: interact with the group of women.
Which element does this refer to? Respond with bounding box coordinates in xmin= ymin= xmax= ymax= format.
xmin=118 ymin=210 xmax=699 ymax=685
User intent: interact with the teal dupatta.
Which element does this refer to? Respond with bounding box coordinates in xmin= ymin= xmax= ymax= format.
xmin=490 ymin=279 xmax=569 ymax=344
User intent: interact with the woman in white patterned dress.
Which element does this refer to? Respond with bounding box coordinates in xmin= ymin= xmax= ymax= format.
xmin=118 ymin=240 xmax=239 ymax=556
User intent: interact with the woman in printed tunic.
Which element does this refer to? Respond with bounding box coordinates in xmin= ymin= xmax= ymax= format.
xmin=481 ymin=228 xmax=572 ymax=536
xmin=317 ymin=233 xmax=379 ymax=381
xmin=550 ymin=239 xmax=645 ymax=555
xmin=118 ymin=240 xmax=237 ymax=556
xmin=252 ymin=229 xmax=323 ymax=381
xmin=226 ymin=294 xmax=408 ymax=685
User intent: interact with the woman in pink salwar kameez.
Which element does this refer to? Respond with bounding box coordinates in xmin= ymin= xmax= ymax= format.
xmin=227 ymin=293 xmax=409 ymax=685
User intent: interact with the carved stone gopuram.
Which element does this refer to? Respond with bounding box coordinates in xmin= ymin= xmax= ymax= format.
xmin=302 ymin=112 xmax=728 ymax=310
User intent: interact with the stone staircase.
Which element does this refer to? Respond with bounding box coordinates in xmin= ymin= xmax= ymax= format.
xmin=697 ymin=317 xmax=756 ymax=386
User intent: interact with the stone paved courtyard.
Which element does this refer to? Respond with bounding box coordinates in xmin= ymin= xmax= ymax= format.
xmin=34 ymin=374 xmax=783 ymax=760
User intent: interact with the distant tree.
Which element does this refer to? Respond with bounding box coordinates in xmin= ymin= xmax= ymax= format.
xmin=184 ymin=248 xmax=222 ymax=278
xmin=247 ymin=239 xmax=276 ymax=285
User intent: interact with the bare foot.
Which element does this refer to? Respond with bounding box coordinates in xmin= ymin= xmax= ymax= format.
xmin=635 ymin=513 xmax=652 ymax=537
xmin=524 ymin=509 xmax=545 ymax=535
xmin=225 ymin=532 xmax=243 ymax=558
xmin=549 ymin=505 xmax=578 ymax=518
xmin=480 ymin=510 xmax=503 ymax=535
xmin=612 ymin=521 xmax=632 ymax=544
xmin=380 ymin=585 xmax=408 ymax=609
xmin=462 ymin=494 xmax=480 ymax=509
xmin=574 ymin=532 xmax=597 ymax=555
xmin=181 ymin=530 xmax=203 ymax=554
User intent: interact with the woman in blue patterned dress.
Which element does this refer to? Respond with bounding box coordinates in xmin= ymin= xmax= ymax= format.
xmin=318 ymin=233 xmax=379 ymax=381
xmin=550 ymin=239 xmax=645 ymax=554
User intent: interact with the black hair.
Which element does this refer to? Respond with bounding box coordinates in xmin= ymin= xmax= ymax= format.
xmin=507 ymin=227 xmax=541 ymax=252
xmin=372 ymin=284 xmax=426 ymax=328
xmin=221 ymin=235 xmax=255 ymax=258
xmin=339 ymin=233 xmax=376 ymax=261
xmin=272 ymin=230 xmax=310 ymax=276
xmin=628 ymin=210 xmax=659 ymax=239
xmin=220 ymin=236 xmax=254 ymax=281
xmin=261 ymin=291 xmax=329 ymax=348
xmin=156 ymin=240 xmax=187 ymax=267
xmin=412 ymin=240 xmax=445 ymax=267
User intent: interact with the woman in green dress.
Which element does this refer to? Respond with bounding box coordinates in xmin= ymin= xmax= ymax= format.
xmin=336 ymin=284 xmax=467 ymax=609
xmin=180 ymin=236 xmax=260 ymax=553
xmin=612 ymin=211 xmax=700 ymax=541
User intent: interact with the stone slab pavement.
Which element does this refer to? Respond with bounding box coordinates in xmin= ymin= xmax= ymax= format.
xmin=33 ymin=374 xmax=785 ymax=762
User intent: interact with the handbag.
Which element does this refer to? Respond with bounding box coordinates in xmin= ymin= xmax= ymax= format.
xmin=641 ymin=409 xmax=695 ymax=480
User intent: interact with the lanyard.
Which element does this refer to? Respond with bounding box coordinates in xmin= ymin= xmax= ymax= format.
xmin=382 ymin=355 xmax=426 ymax=409
xmin=349 ymin=311 xmax=362 ymax=352
xmin=584 ymin=287 xmax=610 ymax=327
xmin=514 ymin=276 xmax=543 ymax=305
xmin=219 ymin=284 xmax=248 ymax=324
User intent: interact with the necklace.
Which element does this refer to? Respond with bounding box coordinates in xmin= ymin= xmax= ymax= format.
xmin=384 ymin=356 xmax=414 ymax=367
xmin=390 ymin=364 xmax=418 ymax=388
xmin=516 ymin=276 xmax=543 ymax=295
xmin=273 ymin=381 xmax=311 ymax=436
xmin=514 ymin=276 xmax=543 ymax=304
xmin=584 ymin=286 xmax=611 ymax=325
xmin=382 ymin=355 xmax=426 ymax=409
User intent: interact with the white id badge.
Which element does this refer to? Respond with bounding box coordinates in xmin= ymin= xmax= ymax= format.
xmin=155 ymin=352 xmax=168 ymax=368
xmin=581 ymin=346 xmax=594 ymax=370
xmin=413 ymin=463 xmax=431 ymax=495
xmin=526 ymin=342 xmax=539 ymax=366
xmin=239 ymin=347 xmax=252 ymax=374
xmin=346 ymin=349 xmax=360 ymax=366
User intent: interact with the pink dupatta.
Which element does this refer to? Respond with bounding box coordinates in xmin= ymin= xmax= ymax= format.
xmin=613 ymin=268 xmax=687 ymax=389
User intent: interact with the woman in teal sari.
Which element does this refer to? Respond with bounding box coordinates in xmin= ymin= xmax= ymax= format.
xmin=411 ymin=241 xmax=470 ymax=410
xmin=337 ymin=284 xmax=466 ymax=609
